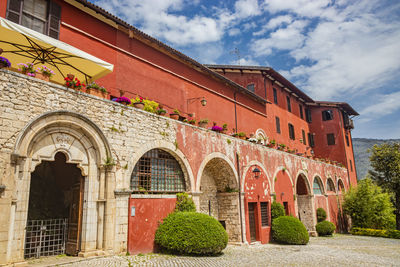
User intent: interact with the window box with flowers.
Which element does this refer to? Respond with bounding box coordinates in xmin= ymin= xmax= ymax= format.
xmin=64 ymin=75 xmax=85 ymax=91
xmin=86 ymin=82 xmax=108 ymax=99
xmin=36 ymin=65 xmax=55 ymax=82
xmin=18 ymin=62 xmax=36 ymax=77
xmin=0 ymin=57 xmax=11 ymax=69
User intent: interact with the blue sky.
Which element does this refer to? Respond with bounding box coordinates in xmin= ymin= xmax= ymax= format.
xmin=92 ymin=0 xmax=400 ymax=139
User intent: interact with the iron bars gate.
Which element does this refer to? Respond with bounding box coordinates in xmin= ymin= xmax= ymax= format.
xmin=24 ymin=218 xmax=68 ymax=259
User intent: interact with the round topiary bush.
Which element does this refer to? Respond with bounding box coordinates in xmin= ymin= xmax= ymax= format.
xmin=272 ymin=216 xmax=309 ymax=245
xmin=271 ymin=202 xmax=285 ymax=221
xmin=316 ymin=208 xmax=327 ymax=222
xmin=155 ymin=212 xmax=228 ymax=255
xmin=316 ymin=221 xmax=336 ymax=236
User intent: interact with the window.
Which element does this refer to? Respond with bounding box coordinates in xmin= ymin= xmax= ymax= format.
xmin=327 ymin=133 xmax=335 ymax=145
xmin=349 ymin=160 xmax=353 ymax=172
xmin=299 ymin=104 xmax=304 ymax=119
xmin=273 ymin=88 xmax=278 ymax=104
xmin=313 ymin=178 xmax=323 ymax=195
xmin=247 ymin=83 xmax=255 ymax=92
xmin=327 ymin=179 xmax=335 ymax=192
xmin=131 ymin=149 xmax=186 ymax=193
xmin=302 ymin=130 xmax=306 ymax=145
xmin=288 ymin=123 xmax=295 ymax=140
xmin=275 ymin=116 xmax=281 ymax=134
xmin=322 ymin=110 xmax=334 ymax=121
xmin=286 ymin=96 xmax=291 ymax=112
xmin=283 ymin=202 xmax=289 ymax=215
xmin=308 ymin=133 xmax=315 ymax=147
xmin=305 ymin=108 xmax=312 ymax=123
xmin=345 ymin=134 xmax=350 ymax=146
xmin=6 ymin=0 xmax=61 ymax=39
xmin=260 ymin=202 xmax=269 ymax=226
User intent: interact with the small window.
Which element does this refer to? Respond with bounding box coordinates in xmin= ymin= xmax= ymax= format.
xmin=327 ymin=133 xmax=335 ymax=145
xmin=299 ymin=104 xmax=304 ymax=119
xmin=313 ymin=178 xmax=323 ymax=195
xmin=308 ymin=133 xmax=315 ymax=147
xmin=305 ymin=108 xmax=312 ymax=123
xmin=276 ymin=117 xmax=281 ymax=134
xmin=302 ymin=130 xmax=306 ymax=145
xmin=327 ymin=179 xmax=336 ymax=192
xmin=349 ymin=160 xmax=353 ymax=172
xmin=345 ymin=134 xmax=350 ymax=146
xmin=247 ymin=83 xmax=255 ymax=92
xmin=260 ymin=202 xmax=269 ymax=226
xmin=287 ymin=96 xmax=291 ymax=112
xmin=273 ymin=88 xmax=278 ymax=104
xmin=322 ymin=110 xmax=334 ymax=121
xmin=288 ymin=123 xmax=295 ymax=140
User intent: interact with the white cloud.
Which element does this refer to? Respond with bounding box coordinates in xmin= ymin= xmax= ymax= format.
xmin=262 ymin=0 xmax=335 ymax=19
xmin=253 ymin=15 xmax=293 ymax=36
xmin=228 ymin=28 xmax=241 ymax=36
xmin=251 ymin=20 xmax=309 ymax=56
xmin=358 ymin=91 xmax=400 ymax=122
xmin=234 ymin=0 xmax=261 ymax=18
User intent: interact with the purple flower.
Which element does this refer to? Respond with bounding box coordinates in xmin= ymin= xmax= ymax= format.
xmin=211 ymin=125 xmax=224 ymax=132
xmin=0 ymin=57 xmax=11 ymax=67
xmin=116 ymin=96 xmax=131 ymax=105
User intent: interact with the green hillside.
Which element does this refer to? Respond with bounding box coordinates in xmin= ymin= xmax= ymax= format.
xmin=352 ymin=138 xmax=400 ymax=180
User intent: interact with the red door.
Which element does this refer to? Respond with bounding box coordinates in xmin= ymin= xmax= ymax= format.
xmin=128 ymin=198 xmax=176 ymax=254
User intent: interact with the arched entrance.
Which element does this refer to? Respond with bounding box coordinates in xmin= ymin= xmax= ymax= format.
xmin=198 ymin=157 xmax=240 ymax=242
xmin=25 ymin=152 xmax=84 ymax=258
xmin=274 ymin=169 xmax=294 ymax=216
xmin=296 ymin=174 xmax=315 ymax=233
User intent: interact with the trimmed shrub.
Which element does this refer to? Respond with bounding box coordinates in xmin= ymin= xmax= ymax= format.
xmin=175 ymin=192 xmax=196 ymax=212
xmin=316 ymin=221 xmax=336 ymax=236
xmin=271 ymin=202 xmax=285 ymax=222
xmin=316 ymin=208 xmax=327 ymax=223
xmin=155 ymin=212 xmax=228 ymax=255
xmin=272 ymin=216 xmax=309 ymax=245
xmin=350 ymin=227 xmax=400 ymax=239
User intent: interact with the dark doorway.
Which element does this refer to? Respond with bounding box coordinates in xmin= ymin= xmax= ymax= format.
xmin=25 ymin=152 xmax=84 ymax=258
xmin=248 ymin=202 xmax=257 ymax=242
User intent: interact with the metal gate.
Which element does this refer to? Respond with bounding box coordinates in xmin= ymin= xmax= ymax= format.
xmin=24 ymin=218 xmax=68 ymax=259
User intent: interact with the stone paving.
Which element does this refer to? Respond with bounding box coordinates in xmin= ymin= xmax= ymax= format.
xmin=27 ymin=234 xmax=400 ymax=267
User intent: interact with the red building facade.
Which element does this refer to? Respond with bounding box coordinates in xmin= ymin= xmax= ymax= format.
xmin=0 ymin=0 xmax=358 ymax=258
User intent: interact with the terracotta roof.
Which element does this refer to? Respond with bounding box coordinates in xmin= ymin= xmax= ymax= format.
xmin=70 ymin=0 xmax=267 ymax=104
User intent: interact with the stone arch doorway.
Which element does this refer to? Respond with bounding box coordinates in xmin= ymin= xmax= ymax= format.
xmin=296 ymin=174 xmax=315 ymax=233
xmin=25 ymin=152 xmax=84 ymax=258
xmin=9 ymin=111 xmax=113 ymax=263
xmin=198 ymin=157 xmax=240 ymax=242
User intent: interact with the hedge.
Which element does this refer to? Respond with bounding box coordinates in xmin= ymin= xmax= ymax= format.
xmin=316 ymin=208 xmax=327 ymax=223
xmin=271 ymin=202 xmax=285 ymax=222
xmin=316 ymin=221 xmax=335 ymax=236
xmin=272 ymin=216 xmax=309 ymax=245
xmin=350 ymin=227 xmax=400 ymax=239
xmin=155 ymin=212 xmax=228 ymax=255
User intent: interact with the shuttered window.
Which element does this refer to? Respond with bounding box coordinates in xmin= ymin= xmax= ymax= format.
xmin=327 ymin=133 xmax=335 ymax=145
xmin=302 ymin=130 xmax=306 ymax=145
xmin=276 ymin=116 xmax=281 ymax=134
xmin=305 ymin=108 xmax=312 ymax=123
xmin=288 ymin=123 xmax=295 ymax=140
xmin=299 ymin=104 xmax=304 ymax=119
xmin=308 ymin=133 xmax=315 ymax=147
xmin=322 ymin=110 xmax=334 ymax=121
xmin=287 ymin=96 xmax=291 ymax=112
xmin=6 ymin=0 xmax=61 ymax=39
xmin=260 ymin=202 xmax=269 ymax=226
xmin=273 ymin=88 xmax=278 ymax=104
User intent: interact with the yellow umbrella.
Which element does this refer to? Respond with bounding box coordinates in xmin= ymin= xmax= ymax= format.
xmin=0 ymin=17 xmax=113 ymax=84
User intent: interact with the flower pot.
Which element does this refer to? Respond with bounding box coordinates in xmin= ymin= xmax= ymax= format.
xmin=35 ymin=73 xmax=50 ymax=82
xmin=0 ymin=62 xmax=7 ymax=69
xmin=158 ymin=111 xmax=166 ymax=116
xmin=170 ymin=113 xmax=179 ymax=120
xmin=86 ymin=88 xmax=104 ymax=98
xmin=133 ymin=102 xmax=145 ymax=109
xmin=67 ymin=74 xmax=75 ymax=79
xmin=198 ymin=122 xmax=208 ymax=128
xmin=239 ymin=136 xmax=246 ymax=140
xmin=189 ymin=121 xmax=196 ymax=125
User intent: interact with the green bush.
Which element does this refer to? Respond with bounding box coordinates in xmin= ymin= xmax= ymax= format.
xmin=271 ymin=202 xmax=285 ymax=222
xmin=175 ymin=192 xmax=196 ymax=212
xmin=350 ymin=227 xmax=400 ymax=239
xmin=316 ymin=208 xmax=327 ymax=223
xmin=316 ymin=221 xmax=336 ymax=236
xmin=155 ymin=212 xmax=228 ymax=255
xmin=272 ymin=216 xmax=309 ymax=245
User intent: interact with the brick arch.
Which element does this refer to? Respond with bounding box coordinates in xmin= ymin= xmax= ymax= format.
xmin=295 ymin=172 xmax=311 ymax=196
xmin=271 ymin=166 xmax=294 ymax=193
xmin=337 ymin=178 xmax=345 ymax=193
xmin=128 ymin=140 xmax=195 ymax=192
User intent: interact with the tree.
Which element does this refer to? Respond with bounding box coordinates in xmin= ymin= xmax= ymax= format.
xmin=369 ymin=142 xmax=400 ymax=230
xmin=343 ymin=178 xmax=395 ymax=229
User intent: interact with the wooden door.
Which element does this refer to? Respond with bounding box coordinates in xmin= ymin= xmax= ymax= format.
xmin=65 ymin=178 xmax=84 ymax=255
xmin=248 ymin=202 xmax=257 ymax=242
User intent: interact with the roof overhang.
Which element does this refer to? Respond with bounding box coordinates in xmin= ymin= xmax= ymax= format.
xmin=310 ymin=101 xmax=359 ymax=116
xmin=0 ymin=17 xmax=113 ymax=84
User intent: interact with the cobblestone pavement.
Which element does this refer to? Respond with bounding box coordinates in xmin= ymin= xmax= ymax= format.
xmin=27 ymin=234 xmax=400 ymax=267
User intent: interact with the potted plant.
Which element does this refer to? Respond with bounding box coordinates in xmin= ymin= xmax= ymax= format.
xmin=222 ymin=123 xmax=228 ymax=134
xmin=188 ymin=119 xmax=196 ymax=125
xmin=267 ymin=139 xmax=276 ymax=148
xmin=113 ymin=96 xmax=131 ymax=105
xmin=64 ymin=76 xmax=85 ymax=90
xmin=18 ymin=62 xmax=36 ymax=77
xmin=132 ymin=96 xmax=145 ymax=109
xmin=198 ymin=118 xmax=208 ymax=128
xmin=170 ymin=109 xmax=180 ymax=120
xmin=35 ymin=65 xmax=55 ymax=82
xmin=0 ymin=56 xmax=11 ymax=69
xmin=86 ymin=82 xmax=108 ymax=98
xmin=278 ymin=143 xmax=286 ymax=150
xmin=238 ymin=132 xmax=246 ymax=140
xmin=156 ymin=105 xmax=167 ymax=116
xmin=211 ymin=125 xmax=223 ymax=133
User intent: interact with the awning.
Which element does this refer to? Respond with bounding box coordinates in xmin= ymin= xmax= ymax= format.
xmin=0 ymin=17 xmax=113 ymax=84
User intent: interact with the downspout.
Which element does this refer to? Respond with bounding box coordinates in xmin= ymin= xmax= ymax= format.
xmin=339 ymin=110 xmax=351 ymax=187
xmin=234 ymin=92 xmax=238 ymax=134
xmin=349 ymin=115 xmax=358 ymax=183
xmin=236 ymin=152 xmax=244 ymax=243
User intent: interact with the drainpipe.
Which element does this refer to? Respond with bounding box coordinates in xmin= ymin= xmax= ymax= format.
xmin=234 ymin=92 xmax=238 ymax=134
xmin=236 ymin=152 xmax=244 ymax=243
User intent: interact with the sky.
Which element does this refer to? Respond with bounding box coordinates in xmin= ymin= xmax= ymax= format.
xmin=92 ymin=0 xmax=400 ymax=139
